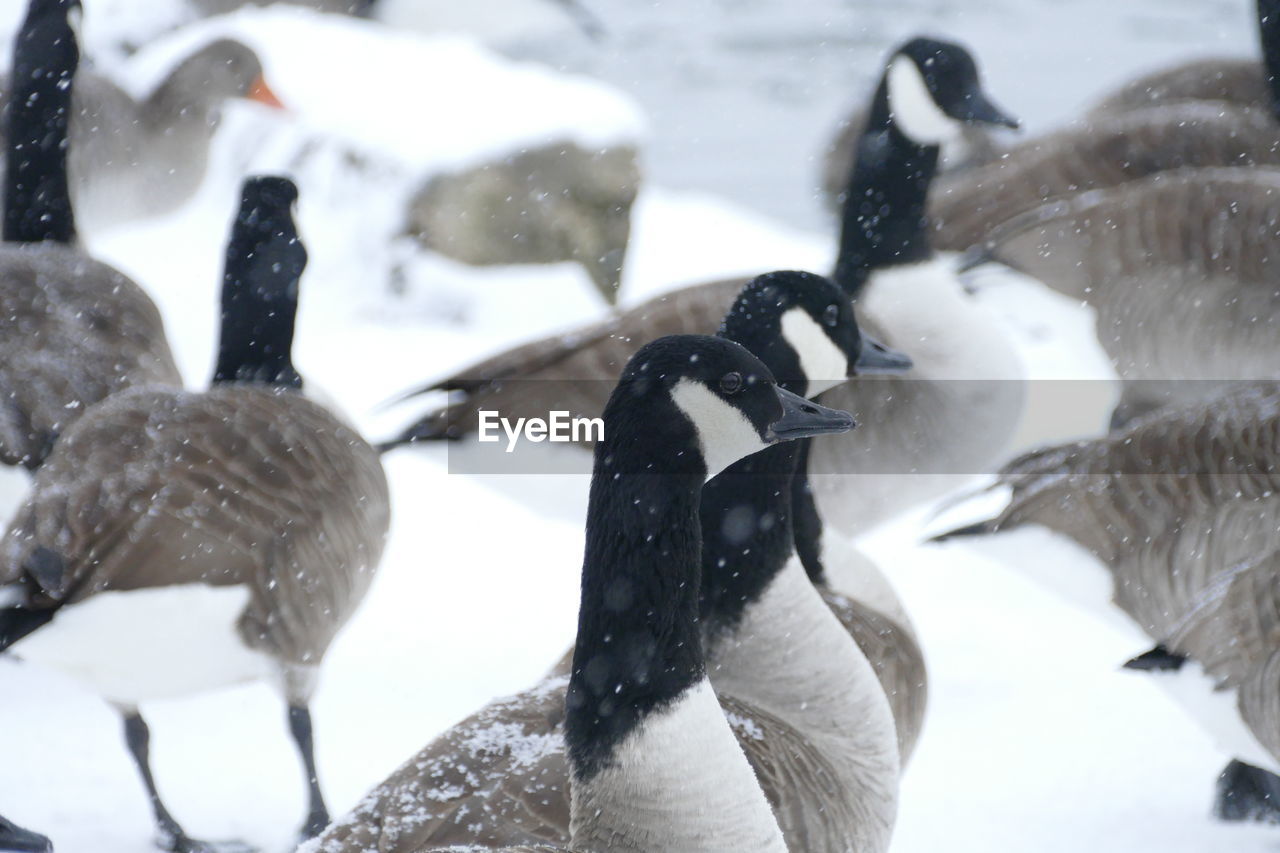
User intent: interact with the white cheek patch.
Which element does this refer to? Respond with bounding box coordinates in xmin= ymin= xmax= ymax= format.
xmin=887 ymin=56 xmax=958 ymax=146
xmin=780 ymin=308 xmax=850 ymax=397
xmin=670 ymin=379 xmax=770 ymax=480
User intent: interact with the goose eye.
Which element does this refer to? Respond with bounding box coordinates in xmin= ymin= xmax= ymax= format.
xmin=822 ymin=305 xmax=840 ymax=327
xmin=719 ymin=371 xmax=744 ymax=395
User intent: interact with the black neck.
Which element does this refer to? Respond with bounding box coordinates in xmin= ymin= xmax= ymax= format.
xmin=1260 ymin=0 xmax=1280 ymax=116
xmin=212 ymin=186 xmax=305 ymax=390
xmin=698 ymin=437 xmax=803 ymax=636
xmin=213 ymin=282 xmax=301 ymax=389
xmin=4 ymin=3 xmax=77 ymax=244
xmin=832 ymin=75 xmax=938 ymax=300
xmin=565 ymin=407 xmax=707 ymax=782
xmin=789 ymin=438 xmax=827 ymax=585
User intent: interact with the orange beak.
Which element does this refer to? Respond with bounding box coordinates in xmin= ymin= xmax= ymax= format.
xmin=247 ymin=74 xmax=286 ymax=110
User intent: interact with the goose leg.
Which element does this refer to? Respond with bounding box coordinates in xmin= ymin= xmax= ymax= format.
xmin=1214 ymin=759 xmax=1280 ymax=824
xmin=121 ymin=710 xmax=255 ymax=853
xmin=287 ymin=704 xmax=330 ymax=839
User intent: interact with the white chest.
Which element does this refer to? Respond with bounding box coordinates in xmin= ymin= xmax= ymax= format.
xmin=858 ymin=257 xmax=1024 ymax=383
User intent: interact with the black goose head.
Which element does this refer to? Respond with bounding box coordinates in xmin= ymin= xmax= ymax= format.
xmin=872 ymin=36 xmax=1019 ymax=147
xmin=213 ymin=176 xmax=307 ymax=390
xmin=0 ymin=814 xmax=50 ymax=853
xmin=3 ymin=0 xmax=82 ymax=245
xmin=605 ymin=334 xmax=854 ymax=480
xmin=719 ymin=270 xmax=912 ymax=398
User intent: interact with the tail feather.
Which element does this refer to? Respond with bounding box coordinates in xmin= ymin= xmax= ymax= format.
xmin=927 ymin=518 xmax=999 ymax=543
xmin=377 ymin=408 xmax=457 ymax=454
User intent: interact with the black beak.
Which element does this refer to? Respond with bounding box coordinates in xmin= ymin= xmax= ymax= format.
xmin=854 ymin=334 xmax=913 ymax=375
xmin=0 ymin=816 xmax=51 ymax=853
xmin=953 ymin=89 xmax=1020 ymax=129
xmin=768 ymin=387 xmax=855 ymax=442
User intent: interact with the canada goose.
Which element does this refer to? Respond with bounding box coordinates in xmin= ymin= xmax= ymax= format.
xmin=1088 ymin=0 xmax=1280 ymax=117
xmin=960 ymin=167 xmax=1280 ymax=427
xmin=0 ymin=816 xmax=49 ymax=853
xmin=931 ymin=382 xmax=1280 ymax=824
xmin=0 ymin=0 xmax=181 ymax=472
xmin=403 ymin=141 xmax=639 ymax=306
xmin=820 ymin=30 xmax=1016 ymax=213
xmin=0 ymin=35 xmax=285 ymax=232
xmin=387 ymin=36 xmax=1025 ymax=537
xmin=313 ymin=333 xmax=859 ymax=853
xmin=0 ymin=176 xmax=390 ymax=851
xmin=311 ymin=272 xmax=897 ymax=853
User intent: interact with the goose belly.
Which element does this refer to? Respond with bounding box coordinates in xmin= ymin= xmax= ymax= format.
xmin=14 ymin=584 xmax=275 ymax=705
xmin=1141 ymin=661 xmax=1277 ymax=774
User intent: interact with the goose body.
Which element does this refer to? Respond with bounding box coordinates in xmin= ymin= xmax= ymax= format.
xmin=313 ymin=272 xmax=897 ymax=853
xmin=0 ymin=0 xmax=182 ymax=475
xmin=0 ymin=39 xmax=282 ymax=232
xmin=933 ymin=383 xmax=1280 ymax=820
xmin=0 ymin=177 xmax=390 ymax=850
xmin=314 ymin=332 xmax=852 ymax=853
xmin=963 ymin=167 xmax=1280 ymax=424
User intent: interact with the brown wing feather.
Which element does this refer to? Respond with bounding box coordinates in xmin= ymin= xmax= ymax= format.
xmin=1 ymin=385 xmax=389 ymax=666
xmin=0 ymin=245 xmax=181 ymax=468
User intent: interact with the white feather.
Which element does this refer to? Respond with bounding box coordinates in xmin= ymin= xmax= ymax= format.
xmin=780 ymin=307 xmax=848 ymax=396
xmin=886 ymin=56 xmax=958 ymax=146
xmin=670 ymin=379 xmax=770 ymax=480
xmin=13 ymin=584 xmax=275 ymax=705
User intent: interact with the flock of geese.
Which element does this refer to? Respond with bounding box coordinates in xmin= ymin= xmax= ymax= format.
xmin=4 ymin=0 xmax=1280 ymax=850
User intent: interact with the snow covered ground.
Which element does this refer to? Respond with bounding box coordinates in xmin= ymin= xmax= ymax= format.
xmin=0 ymin=1 xmax=1276 ymax=851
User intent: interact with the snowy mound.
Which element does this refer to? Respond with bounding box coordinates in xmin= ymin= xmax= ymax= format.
xmin=123 ymin=5 xmax=646 ymax=175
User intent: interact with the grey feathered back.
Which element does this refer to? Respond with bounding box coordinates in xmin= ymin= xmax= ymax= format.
xmin=928 ymin=103 xmax=1280 ymax=252
xmin=0 ymin=244 xmax=181 ymax=469
xmin=969 ymin=167 xmax=1280 ymax=415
